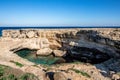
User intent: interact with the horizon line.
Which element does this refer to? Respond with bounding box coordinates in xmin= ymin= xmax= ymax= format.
xmin=0 ymin=26 xmax=120 ymax=28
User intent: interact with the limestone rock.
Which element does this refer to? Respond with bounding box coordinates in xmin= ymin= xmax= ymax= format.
xmin=54 ymin=72 xmax=68 ymax=80
xmin=36 ymin=48 xmax=53 ymax=56
xmin=26 ymin=31 xmax=35 ymax=38
xmin=49 ymin=40 xmax=62 ymax=49
xmin=69 ymin=41 xmax=78 ymax=46
xmin=11 ymin=31 xmax=20 ymax=38
xmin=1 ymin=28 xmax=120 ymax=80
xmin=112 ymin=74 xmax=120 ymax=80
xmin=2 ymin=30 xmax=20 ymax=38
xmin=2 ymin=30 xmax=10 ymax=37
xmin=10 ymin=38 xmax=50 ymax=52
xmin=69 ymin=41 xmax=76 ymax=46
xmin=76 ymin=40 xmax=120 ymax=58
xmin=98 ymin=39 xmax=106 ymax=44
xmin=19 ymin=34 xmax=26 ymax=38
xmin=53 ymin=50 xmax=66 ymax=57
xmin=22 ymin=66 xmax=50 ymax=80
xmin=70 ymin=46 xmax=110 ymax=64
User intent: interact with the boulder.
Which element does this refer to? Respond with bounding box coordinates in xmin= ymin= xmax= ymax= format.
xmin=69 ymin=41 xmax=78 ymax=46
xmin=36 ymin=48 xmax=53 ymax=56
xmin=69 ymin=41 xmax=75 ymax=46
xmin=54 ymin=72 xmax=68 ymax=80
xmin=53 ymin=50 xmax=66 ymax=57
xmin=26 ymin=31 xmax=35 ymax=38
xmin=112 ymin=74 xmax=120 ymax=80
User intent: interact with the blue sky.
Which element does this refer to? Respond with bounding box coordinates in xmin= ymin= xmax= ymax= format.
xmin=0 ymin=0 xmax=120 ymax=26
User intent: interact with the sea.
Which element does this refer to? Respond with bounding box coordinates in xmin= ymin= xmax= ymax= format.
xmin=0 ymin=26 xmax=120 ymax=36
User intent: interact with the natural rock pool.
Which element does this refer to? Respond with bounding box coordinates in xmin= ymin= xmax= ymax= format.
xmin=15 ymin=49 xmax=63 ymax=65
xmin=15 ymin=47 xmax=111 ymax=65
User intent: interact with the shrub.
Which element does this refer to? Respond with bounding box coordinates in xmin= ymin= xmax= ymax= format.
xmin=10 ymin=60 xmax=24 ymax=67
xmin=71 ymin=68 xmax=91 ymax=78
xmin=7 ymin=74 xmax=17 ymax=80
xmin=20 ymin=73 xmax=39 ymax=80
xmin=0 ymin=66 xmax=5 ymax=77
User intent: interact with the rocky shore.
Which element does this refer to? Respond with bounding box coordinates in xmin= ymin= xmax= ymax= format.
xmin=0 ymin=28 xmax=120 ymax=80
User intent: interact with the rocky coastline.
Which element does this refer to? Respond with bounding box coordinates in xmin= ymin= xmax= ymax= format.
xmin=0 ymin=28 xmax=120 ymax=80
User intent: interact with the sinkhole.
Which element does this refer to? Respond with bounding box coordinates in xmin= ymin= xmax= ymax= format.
xmin=15 ymin=47 xmax=111 ymax=65
xmin=15 ymin=49 xmax=61 ymax=65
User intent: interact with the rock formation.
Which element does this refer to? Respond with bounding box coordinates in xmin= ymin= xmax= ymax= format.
xmin=0 ymin=28 xmax=120 ymax=80
xmin=53 ymin=50 xmax=66 ymax=57
xmin=36 ymin=48 xmax=53 ymax=56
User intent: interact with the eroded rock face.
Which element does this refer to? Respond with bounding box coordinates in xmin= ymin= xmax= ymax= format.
xmin=49 ymin=39 xmax=62 ymax=50
xmin=10 ymin=38 xmax=50 ymax=52
xmin=70 ymin=40 xmax=120 ymax=58
xmin=53 ymin=50 xmax=66 ymax=57
xmin=36 ymin=48 xmax=53 ymax=56
xmin=21 ymin=66 xmax=50 ymax=80
xmin=69 ymin=46 xmax=111 ymax=64
xmin=2 ymin=28 xmax=120 ymax=62
xmin=0 ymin=28 xmax=120 ymax=80
xmin=53 ymin=72 xmax=68 ymax=80
xmin=26 ymin=31 xmax=35 ymax=38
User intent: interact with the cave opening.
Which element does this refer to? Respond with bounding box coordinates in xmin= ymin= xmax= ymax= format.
xmin=63 ymin=46 xmax=111 ymax=64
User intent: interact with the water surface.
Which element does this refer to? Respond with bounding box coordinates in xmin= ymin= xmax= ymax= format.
xmin=16 ymin=49 xmax=61 ymax=65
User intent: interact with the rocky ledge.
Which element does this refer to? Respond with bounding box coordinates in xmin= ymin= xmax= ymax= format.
xmin=0 ymin=28 xmax=120 ymax=80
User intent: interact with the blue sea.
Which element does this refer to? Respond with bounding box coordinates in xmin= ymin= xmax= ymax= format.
xmin=0 ymin=26 xmax=120 ymax=36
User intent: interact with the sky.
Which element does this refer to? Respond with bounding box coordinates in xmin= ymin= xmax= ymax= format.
xmin=0 ymin=0 xmax=120 ymax=26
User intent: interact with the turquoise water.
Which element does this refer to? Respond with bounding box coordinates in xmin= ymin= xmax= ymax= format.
xmin=16 ymin=49 xmax=60 ymax=65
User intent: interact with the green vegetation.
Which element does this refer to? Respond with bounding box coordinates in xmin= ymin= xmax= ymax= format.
xmin=10 ymin=60 xmax=24 ymax=67
xmin=70 ymin=68 xmax=91 ymax=78
xmin=117 ymin=72 xmax=120 ymax=76
xmin=0 ymin=73 xmax=39 ymax=80
xmin=0 ymin=74 xmax=17 ymax=80
xmin=32 ymin=64 xmax=40 ymax=68
xmin=19 ymin=73 xmax=39 ymax=80
xmin=71 ymin=61 xmax=83 ymax=64
xmin=46 ymin=67 xmax=52 ymax=71
xmin=0 ymin=65 xmax=6 ymax=77
xmin=41 ymin=64 xmax=51 ymax=68
xmin=7 ymin=74 xmax=17 ymax=80
xmin=0 ymin=65 xmax=39 ymax=80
